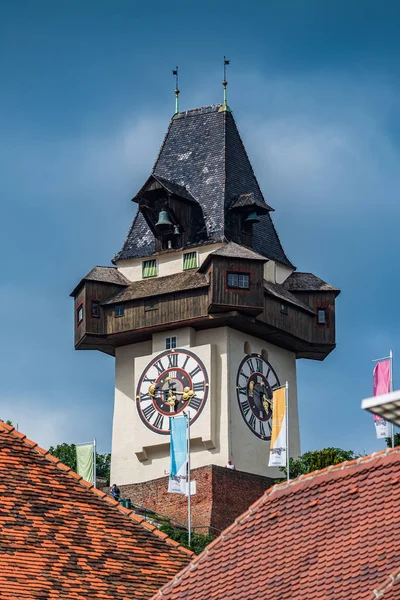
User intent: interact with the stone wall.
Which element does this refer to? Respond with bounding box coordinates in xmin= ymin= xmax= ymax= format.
xmin=120 ymin=464 xmax=275 ymax=533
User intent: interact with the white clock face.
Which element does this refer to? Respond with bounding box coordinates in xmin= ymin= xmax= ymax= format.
xmin=236 ymin=353 xmax=280 ymax=440
xmin=136 ymin=349 xmax=209 ymax=435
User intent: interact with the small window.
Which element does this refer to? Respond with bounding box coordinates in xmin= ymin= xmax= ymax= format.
xmin=317 ymin=309 xmax=327 ymax=325
xmin=114 ymin=305 xmax=125 ymax=318
xmin=91 ymin=301 xmax=101 ymax=319
xmin=280 ymin=303 xmax=288 ymax=315
xmin=142 ymin=259 xmax=157 ymax=278
xmin=76 ymin=304 xmax=83 ymax=325
xmin=227 ymin=272 xmax=250 ymax=289
xmin=166 ymin=336 xmax=177 ymax=350
xmin=144 ymin=299 xmax=158 ymax=312
xmin=183 ymin=252 xmax=198 ymax=271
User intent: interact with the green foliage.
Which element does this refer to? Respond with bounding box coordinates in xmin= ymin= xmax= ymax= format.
xmin=159 ymin=523 xmax=215 ymax=555
xmin=385 ymin=433 xmax=400 ymax=448
xmin=5 ymin=420 xmax=13 ymax=426
xmin=278 ymin=447 xmax=358 ymax=479
xmin=96 ymin=452 xmax=111 ymax=481
xmin=49 ymin=443 xmax=77 ymax=471
xmin=48 ymin=443 xmax=111 ymax=482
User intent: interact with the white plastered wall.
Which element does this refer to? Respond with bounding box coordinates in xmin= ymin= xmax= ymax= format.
xmin=115 ymin=243 xmax=224 ymax=283
xmin=110 ymin=324 xmax=301 ymax=485
xmin=110 ymin=326 xmax=229 ymax=485
xmin=227 ymin=328 xmax=300 ymax=479
xmin=264 ymin=260 xmax=294 ymax=284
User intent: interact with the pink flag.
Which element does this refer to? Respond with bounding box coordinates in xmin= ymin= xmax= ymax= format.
xmin=373 ymin=359 xmax=391 ymax=439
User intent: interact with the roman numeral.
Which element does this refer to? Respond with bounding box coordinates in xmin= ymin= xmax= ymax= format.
xmin=189 ymin=396 xmax=201 ymax=411
xmin=143 ymin=376 xmax=156 ymax=384
xmin=189 ymin=365 xmax=201 ymax=378
xmin=240 ymin=372 xmax=249 ymax=381
xmin=259 ymin=421 xmax=266 ymax=437
xmin=168 ymin=354 xmax=178 ymax=368
xmin=154 ymin=360 xmax=165 ymax=375
xmin=238 ymin=386 xmax=247 ymax=396
xmin=266 ymin=367 xmax=271 ymax=379
xmin=154 ymin=413 xmax=164 ymax=430
xmin=249 ymin=414 xmax=256 ymax=430
xmin=143 ymin=404 xmax=156 ymax=420
xmin=240 ymin=399 xmax=250 ymax=417
xmin=267 ymin=420 xmax=272 ymax=433
xmin=140 ymin=393 xmax=152 ymax=403
xmin=193 ymin=381 xmax=205 ymax=392
xmin=256 ymin=358 xmax=263 ymax=373
xmin=182 ymin=355 xmax=190 ymax=370
xmin=248 ymin=359 xmax=255 ymax=374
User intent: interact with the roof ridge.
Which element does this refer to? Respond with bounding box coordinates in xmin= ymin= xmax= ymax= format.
xmin=0 ymin=421 xmax=194 ymax=558
xmin=151 ymin=446 xmax=400 ymax=599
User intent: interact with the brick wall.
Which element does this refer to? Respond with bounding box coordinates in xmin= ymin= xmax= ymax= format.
xmin=120 ymin=465 xmax=275 ymax=533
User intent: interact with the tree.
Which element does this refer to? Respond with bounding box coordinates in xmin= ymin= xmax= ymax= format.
xmin=386 ymin=433 xmax=400 ymax=448
xmin=48 ymin=443 xmax=111 ymax=482
xmin=278 ymin=447 xmax=359 ymax=479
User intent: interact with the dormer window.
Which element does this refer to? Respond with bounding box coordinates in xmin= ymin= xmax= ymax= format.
xmin=142 ymin=259 xmax=157 ymax=278
xmin=227 ymin=272 xmax=250 ymax=289
xmin=183 ymin=252 xmax=198 ymax=271
xmin=317 ymin=308 xmax=327 ymax=325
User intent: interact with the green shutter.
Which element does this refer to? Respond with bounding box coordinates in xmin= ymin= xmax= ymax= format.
xmin=183 ymin=252 xmax=198 ymax=270
xmin=142 ymin=260 xmax=157 ymax=278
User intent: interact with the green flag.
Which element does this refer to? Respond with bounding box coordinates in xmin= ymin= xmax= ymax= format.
xmin=76 ymin=442 xmax=95 ymax=484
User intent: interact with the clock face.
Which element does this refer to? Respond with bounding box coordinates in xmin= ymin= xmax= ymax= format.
xmin=136 ymin=349 xmax=209 ymax=435
xmin=236 ymin=353 xmax=280 ymax=440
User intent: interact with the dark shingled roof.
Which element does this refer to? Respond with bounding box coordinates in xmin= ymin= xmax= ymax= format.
xmin=114 ymin=105 xmax=292 ymax=267
xmin=264 ymin=281 xmax=316 ymax=315
xmin=284 ymin=272 xmax=340 ymax=296
xmin=70 ymin=266 xmax=129 ymax=297
xmin=208 ymin=242 xmax=267 ymax=262
xmin=229 ymin=192 xmax=273 ymax=212
xmin=103 ymin=271 xmax=209 ymax=305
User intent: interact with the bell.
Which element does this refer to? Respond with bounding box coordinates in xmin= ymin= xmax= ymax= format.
xmin=173 ymin=225 xmax=180 ymax=235
xmin=155 ymin=209 xmax=173 ymax=230
xmin=245 ymin=210 xmax=260 ymax=224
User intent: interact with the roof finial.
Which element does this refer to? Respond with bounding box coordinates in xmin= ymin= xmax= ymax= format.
xmin=172 ymin=66 xmax=180 ymax=114
xmin=220 ymin=57 xmax=231 ymax=112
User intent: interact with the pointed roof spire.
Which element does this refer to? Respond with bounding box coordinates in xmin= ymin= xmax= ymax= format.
xmin=172 ymin=66 xmax=180 ymax=114
xmin=220 ymin=56 xmax=231 ymax=112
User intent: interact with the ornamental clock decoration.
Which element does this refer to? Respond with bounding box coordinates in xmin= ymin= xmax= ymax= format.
xmin=236 ymin=353 xmax=280 ymax=440
xmin=136 ymin=349 xmax=209 ymax=435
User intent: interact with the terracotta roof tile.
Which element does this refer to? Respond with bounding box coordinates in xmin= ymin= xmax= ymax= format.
xmin=152 ymin=447 xmax=400 ymax=600
xmin=0 ymin=421 xmax=192 ymax=599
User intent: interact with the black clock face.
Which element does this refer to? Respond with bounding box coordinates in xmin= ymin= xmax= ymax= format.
xmin=236 ymin=353 xmax=280 ymax=440
xmin=136 ymin=349 xmax=209 ymax=435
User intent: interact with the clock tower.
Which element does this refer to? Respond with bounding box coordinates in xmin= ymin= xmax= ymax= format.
xmin=71 ymin=103 xmax=339 ymax=529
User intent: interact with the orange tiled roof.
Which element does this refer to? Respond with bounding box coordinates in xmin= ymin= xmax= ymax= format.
xmin=0 ymin=422 xmax=192 ymax=599
xmin=152 ymin=448 xmax=400 ymax=600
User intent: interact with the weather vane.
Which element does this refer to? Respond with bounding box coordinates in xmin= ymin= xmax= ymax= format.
xmin=221 ymin=57 xmax=231 ymax=112
xmin=172 ymin=66 xmax=180 ymax=114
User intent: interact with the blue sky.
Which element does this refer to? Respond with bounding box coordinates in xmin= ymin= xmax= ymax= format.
xmin=1 ymin=0 xmax=400 ymax=456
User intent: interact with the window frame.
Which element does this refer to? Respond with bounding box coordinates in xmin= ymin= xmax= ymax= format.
xmin=317 ymin=308 xmax=327 ymax=325
xmin=166 ymin=336 xmax=177 ymax=350
xmin=142 ymin=259 xmax=158 ymax=279
xmin=76 ymin=303 xmax=83 ymax=326
xmin=182 ymin=251 xmax=199 ymax=271
xmin=280 ymin=303 xmax=288 ymax=315
xmin=114 ymin=304 xmax=125 ymax=318
xmin=91 ymin=300 xmax=101 ymax=319
xmin=226 ymin=271 xmax=251 ymax=290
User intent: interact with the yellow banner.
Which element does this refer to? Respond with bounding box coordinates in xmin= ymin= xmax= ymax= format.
xmin=268 ymin=386 xmax=287 ymax=467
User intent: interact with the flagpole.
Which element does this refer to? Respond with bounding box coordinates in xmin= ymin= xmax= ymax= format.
xmin=93 ymin=438 xmax=97 ymax=488
xmin=186 ymin=414 xmax=191 ymax=547
xmin=285 ymin=381 xmax=289 ymax=482
xmin=390 ymin=350 xmax=395 ymax=448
